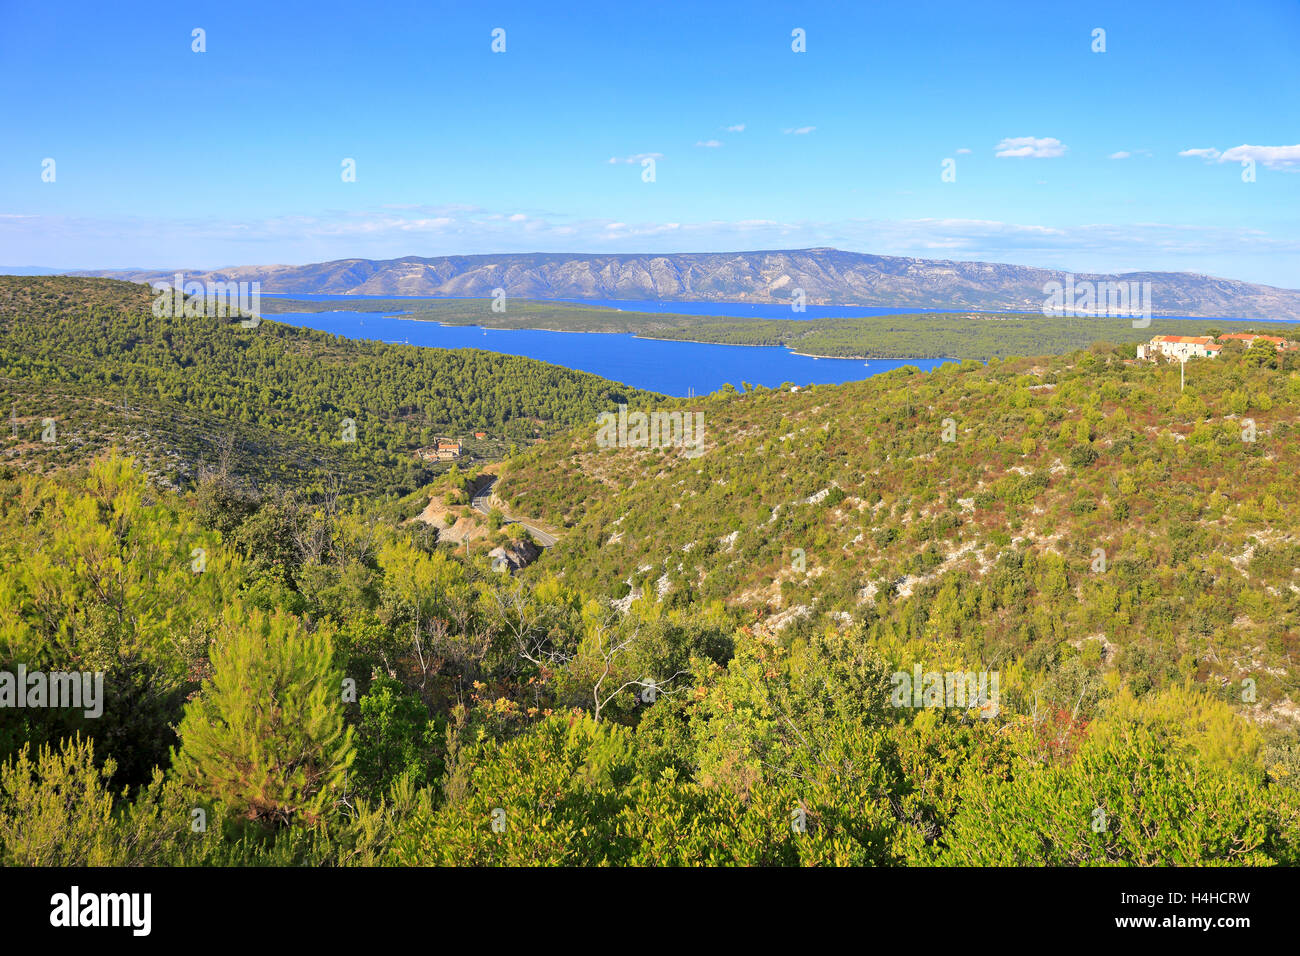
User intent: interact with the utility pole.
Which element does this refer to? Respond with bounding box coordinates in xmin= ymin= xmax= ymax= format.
xmin=1180 ymin=356 xmax=1186 ymax=392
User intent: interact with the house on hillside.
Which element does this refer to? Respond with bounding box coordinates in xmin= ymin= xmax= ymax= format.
xmin=1136 ymin=335 xmax=1223 ymax=362
xmin=415 ymin=439 xmax=463 ymax=462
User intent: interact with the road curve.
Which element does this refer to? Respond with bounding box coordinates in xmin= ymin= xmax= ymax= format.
xmin=470 ymin=476 xmax=558 ymax=548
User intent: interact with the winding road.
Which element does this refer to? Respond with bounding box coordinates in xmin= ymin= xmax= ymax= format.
xmin=470 ymin=476 xmax=558 ymax=548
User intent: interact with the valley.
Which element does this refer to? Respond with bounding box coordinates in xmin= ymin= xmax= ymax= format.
xmin=1 ymin=276 xmax=1297 ymax=868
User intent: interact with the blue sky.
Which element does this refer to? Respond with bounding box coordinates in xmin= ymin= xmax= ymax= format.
xmin=2 ymin=0 xmax=1298 ymax=285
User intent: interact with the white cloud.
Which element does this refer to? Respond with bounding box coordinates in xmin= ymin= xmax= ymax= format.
xmin=1109 ymin=151 xmax=1131 ymax=160
xmin=695 ymin=139 xmax=722 ymax=148
xmin=783 ymin=126 xmax=816 ymax=135
xmin=955 ymin=147 xmax=972 ymax=155
xmin=607 ymin=152 xmax=663 ymax=164
xmin=1219 ymin=144 xmax=1300 ymax=170
xmin=724 ymin=124 xmax=745 ymax=132
xmin=995 ymin=136 xmax=1066 ymax=158
xmin=1178 ymin=145 xmax=1300 ymax=171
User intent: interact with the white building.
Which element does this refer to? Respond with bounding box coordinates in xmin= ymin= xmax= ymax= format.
xmin=1136 ymin=335 xmax=1223 ymax=362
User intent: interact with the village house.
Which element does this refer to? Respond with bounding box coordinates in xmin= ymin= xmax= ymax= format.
xmin=1136 ymin=335 xmax=1223 ymax=362
xmin=415 ymin=439 xmax=463 ymax=462
xmin=1137 ymin=331 xmax=1297 ymax=363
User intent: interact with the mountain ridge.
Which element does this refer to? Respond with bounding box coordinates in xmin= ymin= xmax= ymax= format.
xmin=70 ymin=248 xmax=1300 ymax=319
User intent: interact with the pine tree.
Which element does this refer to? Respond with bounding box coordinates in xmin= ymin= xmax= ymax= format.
xmin=173 ymin=607 xmax=353 ymax=827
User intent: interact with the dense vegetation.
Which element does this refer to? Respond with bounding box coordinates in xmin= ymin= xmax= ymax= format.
xmin=646 ymin=313 xmax=1300 ymax=359
xmin=0 ymin=278 xmax=1296 ymax=867
xmin=0 ymin=277 xmax=660 ymax=495
xmin=503 ymin=342 xmax=1300 ymax=719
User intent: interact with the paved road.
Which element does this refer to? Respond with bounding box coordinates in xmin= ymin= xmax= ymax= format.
xmin=471 ymin=477 xmax=558 ymax=548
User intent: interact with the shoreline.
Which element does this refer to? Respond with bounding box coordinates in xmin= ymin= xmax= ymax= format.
xmin=275 ymin=309 xmax=946 ymax=361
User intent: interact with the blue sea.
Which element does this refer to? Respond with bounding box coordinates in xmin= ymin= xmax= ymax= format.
xmin=267 ymin=306 xmax=949 ymax=397
xmin=261 ymin=293 xmax=1272 ymax=398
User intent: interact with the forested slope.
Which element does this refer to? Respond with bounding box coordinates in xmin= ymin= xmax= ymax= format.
xmin=644 ymin=312 xmax=1300 ymax=359
xmin=0 ymin=277 xmax=660 ymax=494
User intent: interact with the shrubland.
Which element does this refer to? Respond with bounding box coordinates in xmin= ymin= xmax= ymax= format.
xmin=1 ymin=279 xmax=1296 ymax=866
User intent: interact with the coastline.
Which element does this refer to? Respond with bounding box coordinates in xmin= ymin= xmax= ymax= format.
xmin=275 ymin=309 xmax=912 ymax=361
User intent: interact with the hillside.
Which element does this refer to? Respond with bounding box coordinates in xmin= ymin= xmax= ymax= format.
xmin=0 ymin=277 xmax=661 ymax=495
xmin=73 ymin=247 xmax=1300 ymax=319
xmin=499 ymin=345 xmax=1300 ymax=731
xmin=0 ymin=276 xmax=1297 ymax=870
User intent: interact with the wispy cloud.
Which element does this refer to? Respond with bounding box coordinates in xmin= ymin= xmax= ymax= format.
xmin=995 ymin=136 xmax=1067 ymax=158
xmin=1109 ymin=151 xmax=1131 ymax=160
xmin=1219 ymin=144 xmax=1300 ymax=170
xmin=607 ymin=152 xmax=663 ymax=164
xmin=955 ymin=147 xmax=972 ymax=155
xmin=695 ymin=140 xmax=722 ymax=148
xmin=1178 ymin=144 xmax=1300 ymax=171
xmin=783 ymin=126 xmax=816 ymax=135
xmin=724 ymin=123 xmax=745 ymax=132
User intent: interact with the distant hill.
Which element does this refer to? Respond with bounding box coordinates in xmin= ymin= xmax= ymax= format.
xmin=0 ymin=266 xmax=75 ymax=276
xmin=74 ymin=248 xmax=1300 ymax=319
